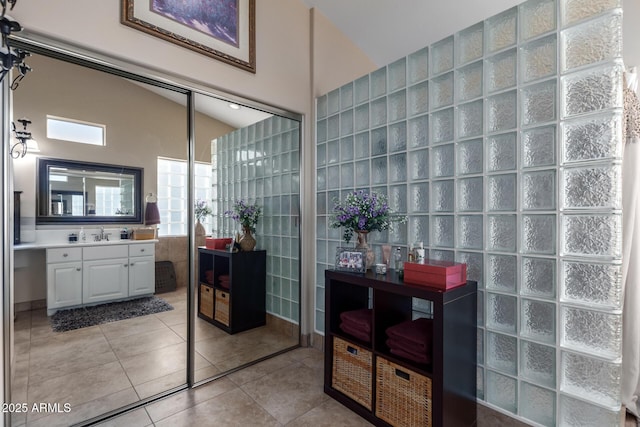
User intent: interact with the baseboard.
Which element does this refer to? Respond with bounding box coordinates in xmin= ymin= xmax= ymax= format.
xmin=15 ymin=299 xmax=46 ymax=312
xmin=311 ymin=332 xmax=324 ymax=352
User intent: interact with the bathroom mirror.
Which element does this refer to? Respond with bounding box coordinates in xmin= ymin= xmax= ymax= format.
xmin=36 ymin=157 xmax=143 ymax=224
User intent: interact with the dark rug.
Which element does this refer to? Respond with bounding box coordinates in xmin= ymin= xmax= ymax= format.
xmin=50 ymin=296 xmax=174 ymax=332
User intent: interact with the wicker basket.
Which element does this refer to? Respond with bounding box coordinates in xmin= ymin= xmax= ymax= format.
xmin=199 ymin=284 xmax=214 ymax=319
xmin=332 ymin=336 xmax=373 ymax=410
xmin=375 ymin=356 xmax=432 ymax=427
xmin=214 ymin=289 xmax=230 ymax=326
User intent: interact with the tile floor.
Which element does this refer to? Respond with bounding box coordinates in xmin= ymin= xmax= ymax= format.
xmin=10 ymin=288 xmax=298 ymax=427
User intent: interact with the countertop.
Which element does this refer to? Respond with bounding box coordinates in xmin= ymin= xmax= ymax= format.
xmin=14 ymin=239 xmax=159 ymax=251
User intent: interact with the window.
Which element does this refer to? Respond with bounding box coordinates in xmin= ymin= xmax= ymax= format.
xmin=157 ymin=157 xmax=214 ymax=236
xmin=95 ymin=186 xmax=122 ymax=216
xmin=46 ymin=115 xmax=105 ymax=146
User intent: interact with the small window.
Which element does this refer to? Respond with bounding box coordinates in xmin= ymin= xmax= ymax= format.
xmin=46 ymin=116 xmax=105 ymax=146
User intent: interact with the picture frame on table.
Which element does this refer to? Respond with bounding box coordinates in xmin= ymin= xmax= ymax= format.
xmin=121 ymin=0 xmax=256 ymax=73
xmin=335 ymin=247 xmax=367 ymax=274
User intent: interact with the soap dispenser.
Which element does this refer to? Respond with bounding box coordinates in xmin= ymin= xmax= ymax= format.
xmin=79 ymin=227 xmax=86 ymax=242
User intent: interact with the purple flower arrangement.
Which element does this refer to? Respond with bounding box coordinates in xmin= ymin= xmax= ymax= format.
xmin=330 ymin=190 xmax=406 ymax=243
xmin=195 ymin=199 xmax=212 ymax=223
xmin=225 ymin=199 xmax=262 ymax=233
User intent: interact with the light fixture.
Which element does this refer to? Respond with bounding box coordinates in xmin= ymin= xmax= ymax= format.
xmin=228 ymin=103 xmax=241 ymax=110
xmin=0 ymin=1 xmax=31 ymax=90
xmin=26 ymin=138 xmax=39 ymax=153
xmin=10 ymin=117 xmax=33 ymax=158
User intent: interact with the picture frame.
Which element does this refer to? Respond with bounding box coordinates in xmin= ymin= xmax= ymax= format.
xmin=121 ymin=0 xmax=256 ymax=73
xmin=335 ymin=247 xmax=367 ymax=274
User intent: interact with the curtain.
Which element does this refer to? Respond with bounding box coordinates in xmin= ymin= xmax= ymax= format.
xmin=622 ymin=66 xmax=640 ymax=419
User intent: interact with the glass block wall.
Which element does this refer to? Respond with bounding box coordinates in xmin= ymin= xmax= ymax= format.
xmin=215 ymin=116 xmax=301 ymax=323
xmin=314 ymin=0 xmax=624 ymax=424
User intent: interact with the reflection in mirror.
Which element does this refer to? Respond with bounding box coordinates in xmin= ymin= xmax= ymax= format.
xmin=37 ymin=157 xmax=143 ymax=223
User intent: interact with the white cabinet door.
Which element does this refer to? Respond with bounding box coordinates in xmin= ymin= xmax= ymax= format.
xmin=129 ymin=255 xmax=155 ymax=297
xmin=47 ymin=261 xmax=82 ymax=312
xmin=82 ymin=258 xmax=129 ymax=304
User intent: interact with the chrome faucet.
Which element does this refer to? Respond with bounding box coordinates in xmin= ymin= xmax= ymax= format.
xmin=93 ymin=226 xmax=110 ymax=241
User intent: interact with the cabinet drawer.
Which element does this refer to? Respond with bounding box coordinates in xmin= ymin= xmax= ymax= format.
xmin=83 ymin=244 xmax=128 ymax=260
xmin=214 ymin=289 xmax=230 ymax=326
xmin=332 ymin=336 xmax=373 ymax=410
xmin=129 ymin=243 xmax=155 ymax=257
xmin=199 ymin=284 xmax=214 ymax=319
xmin=47 ymin=247 xmax=82 ymax=263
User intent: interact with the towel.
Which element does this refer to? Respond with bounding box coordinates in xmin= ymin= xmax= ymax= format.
xmin=340 ymin=308 xmax=372 ymax=333
xmin=340 ymin=322 xmax=371 ymax=343
xmin=386 ymin=317 xmax=433 ymax=349
xmin=389 ymin=346 xmax=431 ymax=364
xmin=386 ymin=337 xmax=431 ymax=356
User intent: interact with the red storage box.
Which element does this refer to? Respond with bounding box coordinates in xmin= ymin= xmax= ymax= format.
xmin=403 ymin=260 xmax=467 ymax=290
xmin=205 ymin=237 xmax=233 ymax=249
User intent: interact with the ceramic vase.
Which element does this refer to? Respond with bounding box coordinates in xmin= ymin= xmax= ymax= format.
xmin=239 ymin=226 xmax=256 ymax=251
xmin=195 ymin=220 xmax=206 ymax=247
xmin=356 ymin=230 xmax=375 ymax=270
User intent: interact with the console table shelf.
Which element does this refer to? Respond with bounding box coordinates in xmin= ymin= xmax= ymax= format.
xmin=324 ymin=269 xmax=477 ymax=427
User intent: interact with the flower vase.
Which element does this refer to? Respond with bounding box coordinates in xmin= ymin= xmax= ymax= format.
xmin=356 ymin=230 xmax=375 ymax=271
xmin=195 ymin=220 xmax=206 ymax=247
xmin=239 ymin=226 xmax=256 ymax=251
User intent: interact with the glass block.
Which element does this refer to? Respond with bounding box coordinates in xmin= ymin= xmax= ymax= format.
xmin=522 ymin=214 xmax=556 ymax=254
xmin=486 ymin=254 xmax=516 ymax=292
xmin=562 ymin=164 xmax=621 ymax=210
xmin=371 ymin=127 xmax=387 ymax=156
xmin=316 ymin=168 xmax=326 ymax=191
xmin=388 ymin=58 xmax=406 ymax=92
xmin=340 ymin=136 xmax=354 ymax=162
xmin=561 ymin=112 xmax=622 ymax=163
xmin=340 ymin=163 xmax=354 ymax=188
xmin=430 ymin=72 xmax=454 ymax=109
xmin=389 ymin=185 xmax=407 ymax=213
xmin=487 ymin=132 xmax=517 ymax=172
xmin=561 ymin=350 xmax=621 ymax=407
xmin=562 ymin=63 xmax=623 ymax=118
xmin=327 ymin=115 xmax=339 ymax=140
xmin=559 ymin=394 xmax=621 ymax=427
xmin=432 ymin=249 xmax=455 ymax=262
xmin=408 ymin=115 xmax=429 ymax=148
xmin=522 ymin=80 xmax=557 ymax=126
xmin=478 ymin=329 xmax=484 ymax=365
xmin=522 ymin=257 xmax=556 ymax=298
xmin=354 ymin=75 xmax=369 ymax=105
xmin=409 ymin=215 xmax=429 ymax=245
xmin=432 ymin=180 xmax=454 ymax=212
xmin=354 ymin=132 xmax=370 ymax=159
xmin=457 ymin=22 xmax=484 ymax=66
xmin=317 ymin=143 xmax=327 ymax=167
xmin=328 ymin=89 xmax=340 ymax=115
xmin=522 ymin=125 xmax=556 ymax=168
xmin=433 ymin=215 xmax=454 ymax=247
xmin=371 ymin=97 xmax=388 ymax=127
xmin=488 ymin=215 xmax=517 ymax=252
xmin=522 ymin=299 xmax=556 ymax=343
xmin=457 ymin=100 xmax=484 ymax=139
xmin=388 ymin=90 xmax=406 ymax=123
xmin=487 ymin=91 xmax=517 ymax=133
xmin=431 ymin=36 xmax=454 ymax=76
xmin=520 ymin=0 xmax=557 ymax=41
xmin=523 ymin=170 xmax=556 ymax=210
xmin=389 ymin=122 xmax=407 ymax=153
xmin=486 ymin=370 xmax=517 ymax=413
xmin=486 ymin=292 xmax=516 ymax=333
xmin=562 ymin=214 xmax=622 ymax=258
xmin=562 ymin=12 xmax=622 ymax=72
xmin=327 ymin=139 xmax=339 ymax=164
xmin=389 ymin=153 xmax=407 ymax=182
xmin=520 ymin=340 xmax=556 ymax=387
xmin=561 ymin=306 xmax=622 ymax=358
xmin=371 ymin=157 xmax=388 ymax=185
xmin=409 ymin=148 xmax=429 ymax=180
xmin=457 ymin=251 xmax=484 ymax=287
xmin=341 ymin=82 xmax=354 ymax=109
xmin=457 ymin=177 xmax=483 ymax=212
xmin=354 ymin=104 xmax=369 ymax=133
xmin=408 ymin=81 xmax=428 ymax=117
xmin=410 ymin=183 xmax=429 ymax=213
xmin=520 ymin=34 xmax=557 ymax=83
xmin=431 ymin=108 xmax=454 ymax=144
xmin=317 ymin=119 xmax=327 ymax=143
xmin=457 ymin=215 xmax=483 ymax=249
xmin=561 ymin=0 xmax=621 ymax=27
xmin=485 ymin=7 xmax=517 ymax=54
xmin=520 ymin=382 xmax=555 ymax=426
xmin=431 ymin=143 xmax=454 ymax=177
xmin=488 ymin=174 xmax=517 ymax=211
xmin=317 ymin=95 xmax=328 ymax=119
xmin=457 ymin=61 xmax=483 ymax=102
xmin=457 ymin=139 xmax=483 ymax=175
xmin=486 ymin=331 xmax=517 ymax=375
xmin=478 ymin=290 xmax=485 ymax=324
xmin=327 ymin=165 xmax=340 ymax=189
xmin=477 ymin=367 xmax=484 ymax=400
xmin=486 ymin=48 xmax=517 ymax=93
xmin=409 ymin=47 xmax=429 ymax=84
xmin=370 ymin=67 xmax=387 ymax=98
xmin=561 ymin=260 xmax=622 ymax=309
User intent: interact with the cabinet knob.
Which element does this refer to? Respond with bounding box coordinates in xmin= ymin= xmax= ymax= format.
xmin=124 ymin=264 xmax=129 ymax=267
xmin=76 ymin=268 xmax=81 ymax=272
xmin=140 ymin=249 xmax=145 ymax=252
xmin=130 ymin=262 xmax=135 ymax=266
xmin=63 ymin=253 xmax=68 ymax=257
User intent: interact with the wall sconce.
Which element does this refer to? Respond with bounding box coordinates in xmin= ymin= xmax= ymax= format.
xmin=10 ymin=117 xmax=33 ymax=158
xmin=0 ymin=1 xmax=31 ymax=90
xmin=144 ymin=192 xmax=161 ymax=226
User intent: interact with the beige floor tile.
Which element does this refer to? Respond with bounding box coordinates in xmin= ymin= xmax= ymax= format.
xmin=285 ymin=399 xmax=374 ymax=426
xmin=108 ymin=327 xmax=184 ymax=359
xmin=169 ymin=319 xmax=229 ymax=342
xmin=29 ymin=325 xmax=104 ymax=353
xmin=194 ymin=364 xmax=223 ymax=382
xmin=94 ymin=408 xmax=152 ymax=427
xmin=241 ymin=361 xmax=329 ymax=425
xmin=99 ymin=314 xmax=168 ymax=341
xmin=154 ymin=387 xmax=280 ymax=427
xmin=227 ymin=350 xmax=300 ymax=386
xmin=153 ymin=307 xmax=187 ymax=326
xmin=134 ymin=369 xmax=189 ymax=400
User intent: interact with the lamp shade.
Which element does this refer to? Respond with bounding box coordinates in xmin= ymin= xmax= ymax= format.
xmin=144 ymin=193 xmax=161 ymax=225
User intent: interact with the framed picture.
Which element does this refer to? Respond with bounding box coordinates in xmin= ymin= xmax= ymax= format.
xmin=121 ymin=0 xmax=256 ymax=73
xmin=335 ymin=247 xmax=367 ymax=274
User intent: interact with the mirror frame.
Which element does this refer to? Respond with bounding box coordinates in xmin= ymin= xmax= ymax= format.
xmin=36 ymin=157 xmax=143 ymax=224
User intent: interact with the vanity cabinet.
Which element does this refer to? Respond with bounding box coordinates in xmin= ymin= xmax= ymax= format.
xmin=46 ymin=242 xmax=156 ymax=315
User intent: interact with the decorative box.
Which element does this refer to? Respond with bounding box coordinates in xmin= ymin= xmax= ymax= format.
xmin=205 ymin=237 xmax=233 ymax=249
xmin=132 ymin=227 xmax=156 ymax=240
xmin=403 ymin=259 xmax=467 ymax=290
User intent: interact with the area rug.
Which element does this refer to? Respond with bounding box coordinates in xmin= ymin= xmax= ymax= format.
xmin=50 ymin=296 xmax=174 ymax=332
